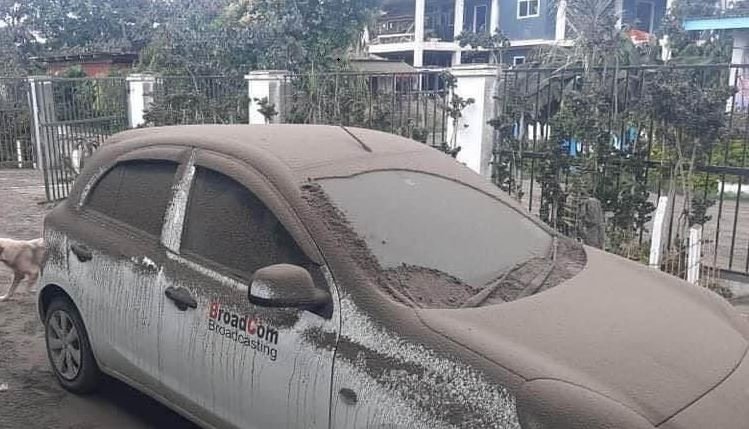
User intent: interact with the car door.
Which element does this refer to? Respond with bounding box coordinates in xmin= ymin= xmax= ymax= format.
xmin=156 ymin=152 xmax=339 ymax=429
xmin=68 ymin=155 xmax=180 ymax=391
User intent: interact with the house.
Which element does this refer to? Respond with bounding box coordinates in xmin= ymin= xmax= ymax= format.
xmin=33 ymin=52 xmax=138 ymax=77
xmin=683 ymin=6 xmax=749 ymax=108
xmin=365 ymin=0 xmax=668 ymax=67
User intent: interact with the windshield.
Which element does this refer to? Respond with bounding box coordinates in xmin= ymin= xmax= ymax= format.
xmin=319 ymin=170 xmax=552 ymax=287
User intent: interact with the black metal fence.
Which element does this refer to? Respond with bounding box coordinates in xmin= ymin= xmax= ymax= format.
xmin=146 ymin=76 xmax=248 ymax=126
xmin=32 ymin=77 xmax=128 ymax=201
xmin=493 ymin=64 xmax=749 ymax=278
xmin=0 ymin=79 xmax=34 ymax=168
xmin=281 ymin=71 xmax=450 ymax=147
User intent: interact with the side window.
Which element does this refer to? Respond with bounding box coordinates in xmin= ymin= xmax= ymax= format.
xmin=86 ymin=160 xmax=178 ymax=237
xmin=180 ymin=167 xmax=308 ymax=279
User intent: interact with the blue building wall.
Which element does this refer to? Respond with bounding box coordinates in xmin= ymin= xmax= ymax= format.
xmin=504 ymin=47 xmax=533 ymax=64
xmin=499 ymin=0 xmax=557 ymax=40
xmin=493 ymin=0 xmax=665 ymax=42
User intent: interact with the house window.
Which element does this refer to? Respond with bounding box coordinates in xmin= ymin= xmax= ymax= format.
xmin=634 ymin=1 xmax=655 ymax=33
xmin=513 ymin=56 xmax=526 ymax=66
xmin=518 ymin=0 xmax=540 ymax=18
xmin=473 ymin=4 xmax=488 ymax=32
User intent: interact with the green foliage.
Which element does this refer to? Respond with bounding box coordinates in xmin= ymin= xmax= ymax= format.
xmin=282 ymin=71 xmax=467 ymax=156
xmin=456 ymin=29 xmax=510 ymax=64
xmin=442 ymin=73 xmax=474 ymax=156
xmin=25 ymin=0 xmax=165 ymax=54
xmin=254 ymin=96 xmax=278 ymax=124
xmin=238 ymin=0 xmax=378 ymax=72
xmin=136 ymin=0 xmax=255 ymax=76
xmin=143 ymin=77 xmax=249 ymax=126
xmin=0 ymin=0 xmax=376 ymax=77
xmin=492 ymin=0 xmax=733 ymax=256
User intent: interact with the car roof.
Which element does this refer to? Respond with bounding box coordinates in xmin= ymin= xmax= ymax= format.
xmin=83 ymin=124 xmax=540 ymax=235
xmin=94 ymin=123 xmax=535 ymax=223
xmin=105 ymin=124 xmax=435 ymax=181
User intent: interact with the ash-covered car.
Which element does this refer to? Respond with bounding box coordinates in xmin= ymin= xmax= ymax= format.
xmin=38 ymin=125 xmax=749 ymax=429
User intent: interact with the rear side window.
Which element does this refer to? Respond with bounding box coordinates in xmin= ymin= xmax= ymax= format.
xmin=86 ymin=160 xmax=178 ymax=237
xmin=180 ymin=167 xmax=307 ymax=279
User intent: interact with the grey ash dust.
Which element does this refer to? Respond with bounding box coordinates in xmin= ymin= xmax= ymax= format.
xmin=299 ymin=181 xmax=587 ymax=428
xmin=301 ymin=181 xmax=586 ymax=309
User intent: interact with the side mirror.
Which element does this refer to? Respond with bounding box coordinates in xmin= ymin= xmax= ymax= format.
xmin=249 ymin=264 xmax=331 ymax=310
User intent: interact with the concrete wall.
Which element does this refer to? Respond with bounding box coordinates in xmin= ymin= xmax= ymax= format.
xmin=448 ymin=65 xmax=498 ymax=177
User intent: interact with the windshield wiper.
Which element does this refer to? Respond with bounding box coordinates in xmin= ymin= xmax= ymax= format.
xmin=515 ymin=236 xmax=559 ymax=300
xmin=461 ymin=236 xmax=558 ymax=308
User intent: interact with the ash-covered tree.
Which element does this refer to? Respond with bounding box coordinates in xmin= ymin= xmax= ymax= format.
xmin=24 ymin=0 xmax=166 ymax=55
xmin=491 ymin=0 xmax=733 ymax=258
xmin=138 ymin=0 xmax=378 ymax=125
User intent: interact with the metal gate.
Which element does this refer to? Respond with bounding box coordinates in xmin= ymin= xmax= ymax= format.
xmin=0 ymin=78 xmax=34 ymax=168
xmin=30 ymin=77 xmax=128 ymax=201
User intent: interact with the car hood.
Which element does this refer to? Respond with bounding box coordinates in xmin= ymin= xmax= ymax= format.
xmin=416 ymin=247 xmax=749 ymax=425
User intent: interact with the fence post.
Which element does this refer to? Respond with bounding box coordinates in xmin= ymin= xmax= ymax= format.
xmin=27 ymin=76 xmax=55 ymax=170
xmin=447 ymin=64 xmax=498 ymax=178
xmin=126 ymin=73 xmax=156 ymax=128
xmin=245 ymin=70 xmax=287 ymax=125
xmin=649 ymin=196 xmax=671 ymax=269
xmin=687 ymin=226 xmax=702 ymax=285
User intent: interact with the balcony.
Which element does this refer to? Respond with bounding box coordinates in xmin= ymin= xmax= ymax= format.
xmin=372 ymin=16 xmax=416 ymax=44
xmin=371 ymin=0 xmax=457 ymax=45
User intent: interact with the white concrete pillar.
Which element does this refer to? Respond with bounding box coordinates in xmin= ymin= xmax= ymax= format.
xmin=453 ymin=0 xmax=465 ymax=65
xmin=126 ymin=73 xmax=156 ymax=128
xmin=555 ymin=0 xmax=567 ymax=41
xmin=649 ymin=196 xmax=671 ymax=269
xmin=446 ymin=64 xmax=498 ymax=177
xmin=414 ymin=0 xmax=426 ymax=67
xmin=687 ymin=226 xmax=702 ymax=285
xmin=729 ymin=31 xmax=748 ymax=110
xmin=490 ymin=0 xmax=500 ymax=34
xmin=615 ymin=0 xmax=623 ymax=29
xmin=245 ymin=70 xmax=287 ymax=124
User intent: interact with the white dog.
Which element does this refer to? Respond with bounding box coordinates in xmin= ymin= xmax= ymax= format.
xmin=0 ymin=238 xmax=46 ymax=301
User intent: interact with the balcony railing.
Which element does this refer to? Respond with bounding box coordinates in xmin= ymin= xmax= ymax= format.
xmin=372 ymin=19 xmax=455 ymax=44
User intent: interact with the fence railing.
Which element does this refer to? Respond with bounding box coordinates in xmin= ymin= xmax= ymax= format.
xmin=280 ymin=71 xmax=450 ymax=147
xmin=9 ymin=64 xmax=749 ymax=286
xmin=146 ymin=76 xmax=248 ymax=126
xmin=0 ymin=78 xmax=34 ymax=168
xmin=492 ymin=64 xmax=749 ymax=280
xmin=32 ymin=77 xmax=128 ymax=201
xmin=9 ymin=71 xmax=453 ymax=201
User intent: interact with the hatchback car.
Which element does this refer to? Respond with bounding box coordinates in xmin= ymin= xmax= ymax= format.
xmin=39 ymin=125 xmax=749 ymax=429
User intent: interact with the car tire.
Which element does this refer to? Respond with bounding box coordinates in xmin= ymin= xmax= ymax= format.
xmin=44 ymin=297 xmax=101 ymax=394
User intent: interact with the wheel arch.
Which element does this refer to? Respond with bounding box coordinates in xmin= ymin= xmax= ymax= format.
xmin=38 ymin=283 xmax=76 ymax=322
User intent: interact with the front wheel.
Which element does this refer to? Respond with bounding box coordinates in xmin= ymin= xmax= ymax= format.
xmin=44 ymin=297 xmax=101 ymax=393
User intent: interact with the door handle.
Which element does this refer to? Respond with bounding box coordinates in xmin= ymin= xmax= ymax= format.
xmin=70 ymin=243 xmax=93 ymax=262
xmin=339 ymin=388 xmax=358 ymax=405
xmin=165 ymin=286 xmax=197 ymax=311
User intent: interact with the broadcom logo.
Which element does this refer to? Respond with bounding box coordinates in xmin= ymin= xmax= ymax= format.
xmin=208 ymin=303 xmax=279 ymax=361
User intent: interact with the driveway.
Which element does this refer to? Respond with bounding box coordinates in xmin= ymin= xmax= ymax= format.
xmin=0 ymin=170 xmax=197 ymax=429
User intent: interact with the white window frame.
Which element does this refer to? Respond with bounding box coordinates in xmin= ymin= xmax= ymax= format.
xmin=513 ymin=56 xmax=526 ymax=66
xmin=473 ymin=4 xmax=488 ymax=32
xmin=517 ymin=0 xmax=540 ymax=19
xmin=634 ymin=0 xmax=655 ymax=33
